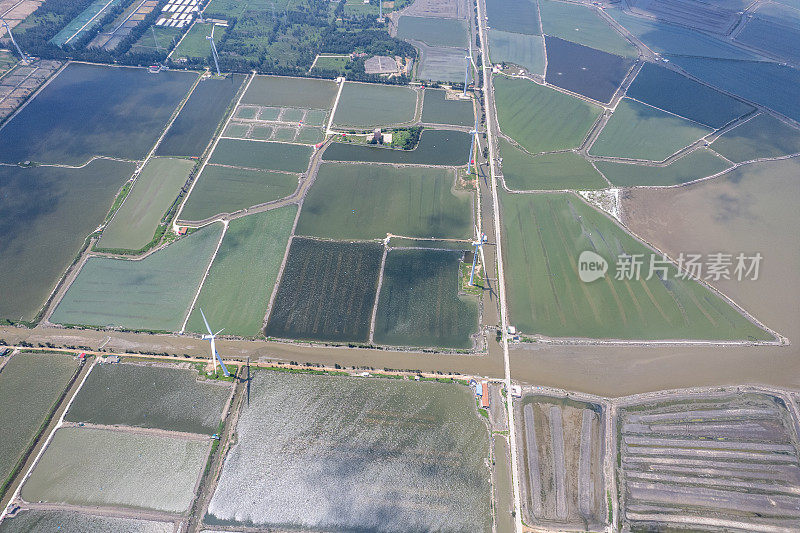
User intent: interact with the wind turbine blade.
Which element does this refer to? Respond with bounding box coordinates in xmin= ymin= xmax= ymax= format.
xmin=214 ymin=347 xmax=231 ymax=377
xmin=215 ymin=328 xmax=224 ymax=336
xmin=199 ymin=308 xmax=213 ymax=335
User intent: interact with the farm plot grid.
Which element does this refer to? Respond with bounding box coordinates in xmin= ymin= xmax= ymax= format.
xmin=517 ymin=395 xmax=606 ymax=530
xmin=224 ymin=104 xmax=326 ymax=145
xmin=617 ymin=393 xmax=800 ymax=531
xmin=264 ymin=238 xmax=383 ymax=343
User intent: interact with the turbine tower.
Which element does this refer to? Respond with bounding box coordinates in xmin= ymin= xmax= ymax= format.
xmin=207 ymin=25 xmax=221 ymax=77
xmin=1 ymin=16 xmax=30 ymax=63
xmin=200 ymin=308 xmax=231 ymax=377
xmin=470 ymin=228 xmax=487 ymax=286
xmin=466 ymin=115 xmax=478 ymax=174
xmin=378 ymin=0 xmax=383 ymax=21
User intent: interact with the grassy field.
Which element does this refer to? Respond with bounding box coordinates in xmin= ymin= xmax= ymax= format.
xmin=180 ymin=165 xmax=298 ymax=221
xmin=322 ymin=129 xmax=470 ymax=165
xmin=499 ymin=139 xmax=606 ymax=190
xmin=608 ymin=9 xmax=761 ymax=60
xmin=626 ymin=63 xmax=754 ymax=129
xmin=65 ymin=363 xmax=230 ymax=433
xmin=156 ymin=74 xmax=245 ymax=157
xmin=0 ymin=51 xmax=16 ymax=77
xmin=0 ymin=64 xmax=196 ymax=166
xmin=99 ymin=158 xmax=195 ymax=251
xmin=589 ymin=98 xmax=712 ymax=161
xmin=172 ymin=22 xmax=223 ymax=59
xmin=128 ymin=25 xmax=182 ymax=54
xmin=711 ymin=114 xmax=800 ymax=163
xmin=209 ymin=139 xmax=312 ymax=172
xmin=0 ymin=159 xmax=137 ymax=322
xmin=374 ymin=249 xmax=478 ymax=348
xmin=241 ymin=75 xmax=337 ymax=109
xmin=311 ymin=54 xmax=350 ymax=74
xmin=50 ymin=223 xmax=224 ymax=331
xmin=396 ymin=16 xmax=468 ymax=48
xmin=493 ymin=75 xmax=601 ymax=153
xmin=595 ymin=149 xmax=731 ymax=187
xmin=0 ymin=353 xmax=78 ymax=496
xmin=544 ymin=36 xmax=634 ymax=104
xmin=296 ymin=163 xmax=471 ymax=240
xmin=265 ymin=238 xmax=382 ymax=343
xmin=539 ymin=0 xmax=637 ymax=58
xmin=421 ymin=89 xmax=474 ymax=127
xmin=485 ymin=0 xmax=540 ymax=35
xmin=185 ymin=206 xmax=297 ymax=337
xmin=488 ymin=30 xmax=545 ymax=75
xmin=21 ymin=427 xmax=206 ymax=513
xmin=669 ymin=56 xmax=800 ymax=123
xmin=499 ymin=191 xmax=771 ymax=340
xmin=332 ymin=82 xmax=417 ymax=128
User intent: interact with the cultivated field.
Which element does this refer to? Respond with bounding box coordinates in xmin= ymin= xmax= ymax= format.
xmin=539 ymin=0 xmax=636 ymax=58
xmin=589 ymin=98 xmax=711 ymax=161
xmin=265 ymin=239 xmax=383 ymax=343
xmin=517 ymin=395 xmax=606 ymax=529
xmin=396 ymin=15 xmax=468 ymax=48
xmin=185 ymin=206 xmax=297 ymax=337
xmin=322 ymin=129 xmax=470 ymax=165
xmin=240 ymin=75 xmax=337 ymax=110
xmin=296 ymin=163 xmax=472 ymax=240
xmin=711 ymin=113 xmax=800 ymax=163
xmin=332 ymin=82 xmax=417 ymax=128
xmin=618 ymin=393 xmax=800 ymax=531
xmin=416 ymin=43 xmax=469 ymax=83
xmin=499 ymin=191 xmax=771 ymax=340
xmin=205 ymin=371 xmax=491 ymax=531
xmin=64 ymin=362 xmax=231 ymax=434
xmin=493 ymin=75 xmax=601 ymax=153
xmin=544 ymin=36 xmax=634 ymax=104
xmin=488 ymin=30 xmax=545 ymax=75
xmin=0 ymin=63 xmax=196 ymax=165
xmin=208 ymin=138 xmax=312 ymax=172
xmin=21 ymin=427 xmax=207 ymax=513
xmin=0 ymin=353 xmax=78 ymax=496
xmin=485 ymin=0 xmax=540 ymax=35
xmin=99 ymin=157 xmax=194 ymax=251
xmin=50 ymin=222 xmax=224 ymax=332
xmin=156 ymin=74 xmax=245 ymax=157
xmin=373 ymin=249 xmax=479 ymax=349
xmin=172 ymin=22 xmax=221 ymax=59
xmin=0 ymin=159 xmax=137 ymax=322
xmin=595 ymin=149 xmax=730 ymax=187
xmin=0 ymin=510 xmax=173 ymax=533
xmin=179 ymin=165 xmax=298 ymax=221
xmin=499 ymin=139 xmax=606 ymax=190
xmin=626 ymin=63 xmax=754 ymax=129
xmin=420 ymin=89 xmax=474 ymax=126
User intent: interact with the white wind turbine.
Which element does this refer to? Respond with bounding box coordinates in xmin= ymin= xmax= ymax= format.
xmin=200 ymin=308 xmax=230 ymax=377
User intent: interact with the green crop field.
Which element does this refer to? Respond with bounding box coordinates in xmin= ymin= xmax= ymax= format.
xmin=173 ymin=22 xmax=224 ymax=59
xmin=589 ymin=98 xmax=712 ymax=161
xmin=421 ymin=89 xmax=474 ymax=127
xmin=539 ymin=0 xmax=637 ymax=58
xmin=499 ymin=191 xmax=771 ymax=340
xmin=21 ymin=427 xmax=207 ymax=513
xmin=323 ymin=129 xmax=470 ymax=166
xmin=0 ymin=353 xmax=78 ymax=496
xmin=65 ymin=363 xmax=230 ymax=434
xmin=265 ymin=238 xmax=383 ymax=343
xmin=241 ymin=75 xmax=338 ymax=110
xmin=250 ymin=125 xmax=274 ymax=139
xmin=595 ymin=149 xmax=731 ymax=187
xmin=396 ymin=16 xmax=468 ymax=48
xmin=99 ymin=158 xmax=195 ymax=251
xmin=332 ymin=82 xmax=417 ymax=128
xmin=311 ymin=55 xmax=350 ymax=74
xmin=488 ymin=30 xmax=545 ymax=75
xmin=209 ymin=139 xmax=312 ymax=172
xmin=180 ymin=165 xmax=298 ymax=221
xmin=128 ymin=25 xmax=182 ymax=55
xmin=186 ymin=207 xmax=297 ymax=337
xmin=485 ymin=0 xmax=541 ymax=35
xmin=223 ymin=123 xmax=249 ymax=138
xmin=669 ymin=56 xmax=800 ymax=123
xmin=499 ymin=139 xmax=606 ymax=190
xmin=373 ymin=249 xmax=479 ymax=349
xmin=296 ymin=127 xmax=325 ymax=144
xmin=626 ymin=63 xmax=754 ymax=129
xmin=50 ymin=223 xmax=224 ymax=331
xmin=296 ymin=163 xmax=472 ymax=240
xmin=0 ymin=159 xmax=137 ymax=322
xmin=711 ymin=113 xmax=800 ymax=163
xmin=493 ymin=75 xmax=601 ymax=153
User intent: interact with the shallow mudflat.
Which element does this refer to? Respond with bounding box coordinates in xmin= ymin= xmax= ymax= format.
xmin=65 ymin=362 xmax=230 ymax=434
xmin=206 ymin=371 xmax=491 ymax=531
xmin=0 ymin=510 xmax=173 ymax=533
